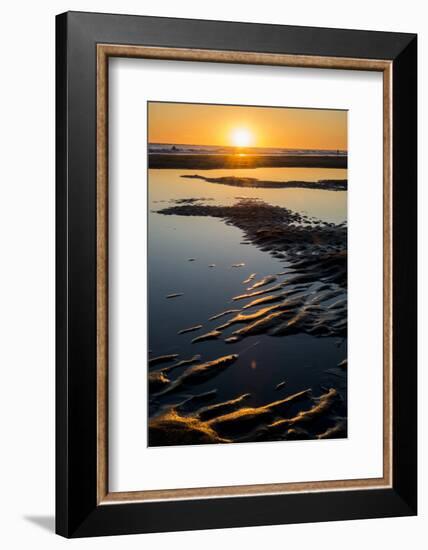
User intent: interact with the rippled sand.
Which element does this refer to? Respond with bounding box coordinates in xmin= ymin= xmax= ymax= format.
xmin=148 ymin=198 xmax=347 ymax=446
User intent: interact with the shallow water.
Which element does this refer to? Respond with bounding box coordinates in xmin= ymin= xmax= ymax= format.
xmin=150 ymin=168 xmax=347 ymax=224
xmin=148 ymin=167 xmax=347 ymax=442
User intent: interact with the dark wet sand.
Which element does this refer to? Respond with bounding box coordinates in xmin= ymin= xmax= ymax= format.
xmin=181 ymin=174 xmax=347 ymax=191
xmin=149 ymin=384 xmax=346 ymax=446
xmin=148 ymin=154 xmax=347 ymax=170
xmin=157 ymin=198 xmax=347 ymax=279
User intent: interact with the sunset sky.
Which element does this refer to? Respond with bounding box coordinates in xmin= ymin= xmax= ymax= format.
xmin=148 ymin=102 xmax=347 ymax=150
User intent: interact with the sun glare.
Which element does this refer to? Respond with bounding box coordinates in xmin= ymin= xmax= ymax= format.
xmin=231 ymin=128 xmax=252 ymax=148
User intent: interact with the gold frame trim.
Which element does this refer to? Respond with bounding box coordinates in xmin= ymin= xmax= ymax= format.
xmin=96 ymin=44 xmax=393 ymax=504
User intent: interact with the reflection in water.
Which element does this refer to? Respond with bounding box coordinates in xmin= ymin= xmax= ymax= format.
xmin=149 ymin=168 xmax=347 ymax=223
xmin=148 ymin=166 xmax=347 ymax=446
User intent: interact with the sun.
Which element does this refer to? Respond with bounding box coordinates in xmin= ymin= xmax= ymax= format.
xmin=231 ymin=128 xmax=253 ymax=148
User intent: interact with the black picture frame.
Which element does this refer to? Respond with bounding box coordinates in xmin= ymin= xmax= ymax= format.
xmin=56 ymin=11 xmax=417 ymax=538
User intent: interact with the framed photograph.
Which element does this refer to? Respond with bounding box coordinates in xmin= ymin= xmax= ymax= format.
xmin=56 ymin=11 xmax=417 ymax=537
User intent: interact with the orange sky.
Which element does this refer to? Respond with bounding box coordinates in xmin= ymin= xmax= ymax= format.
xmin=148 ymin=102 xmax=347 ymax=150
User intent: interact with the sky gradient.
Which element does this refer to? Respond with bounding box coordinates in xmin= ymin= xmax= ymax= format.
xmin=148 ymin=102 xmax=348 ymax=150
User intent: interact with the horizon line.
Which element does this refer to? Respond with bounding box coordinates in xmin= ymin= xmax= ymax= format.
xmin=149 ymin=142 xmax=348 ymax=151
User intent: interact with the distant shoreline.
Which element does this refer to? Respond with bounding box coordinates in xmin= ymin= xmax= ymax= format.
xmin=148 ymin=154 xmax=347 ymax=170
xmin=181 ymin=174 xmax=347 ymax=191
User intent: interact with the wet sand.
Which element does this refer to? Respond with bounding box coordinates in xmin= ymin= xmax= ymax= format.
xmin=181 ymin=174 xmax=347 ymax=191
xmin=149 ymin=382 xmax=346 ymax=446
xmin=157 ymin=198 xmax=347 ymax=272
xmin=149 ymin=154 xmax=347 ymax=170
xmin=148 ymin=198 xmax=347 ymax=446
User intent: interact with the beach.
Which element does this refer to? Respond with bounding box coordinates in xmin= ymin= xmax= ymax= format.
xmin=149 ymin=153 xmax=347 ymax=170
xmin=147 ymin=149 xmax=348 ymax=447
